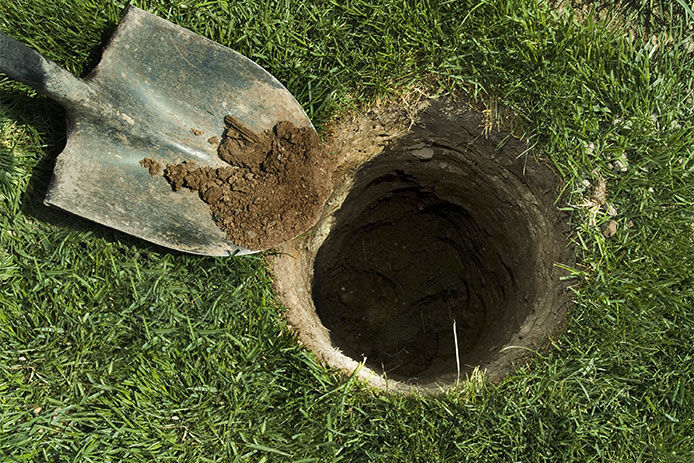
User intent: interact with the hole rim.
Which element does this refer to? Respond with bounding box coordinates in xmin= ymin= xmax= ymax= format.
xmin=271 ymin=97 xmax=573 ymax=393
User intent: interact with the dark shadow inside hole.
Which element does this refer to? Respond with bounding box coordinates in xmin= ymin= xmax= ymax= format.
xmin=312 ymin=161 xmax=533 ymax=383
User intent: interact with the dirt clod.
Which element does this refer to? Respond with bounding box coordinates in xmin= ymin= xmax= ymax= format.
xmin=146 ymin=117 xmax=330 ymax=250
xmin=604 ymin=220 xmax=618 ymax=237
xmin=140 ymin=158 xmax=162 ymax=176
xmin=190 ymin=128 xmax=204 ymax=136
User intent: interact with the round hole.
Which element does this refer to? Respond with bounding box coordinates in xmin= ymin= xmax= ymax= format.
xmin=272 ymin=98 xmax=572 ymax=392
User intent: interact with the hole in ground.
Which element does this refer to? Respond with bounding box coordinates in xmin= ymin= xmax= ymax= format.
xmin=272 ymin=97 xmax=572 ymax=392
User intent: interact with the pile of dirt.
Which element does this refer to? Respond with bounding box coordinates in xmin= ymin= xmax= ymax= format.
xmin=142 ymin=117 xmax=331 ymax=251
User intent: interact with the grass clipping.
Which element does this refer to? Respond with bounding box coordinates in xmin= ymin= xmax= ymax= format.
xmin=141 ymin=116 xmax=330 ymax=251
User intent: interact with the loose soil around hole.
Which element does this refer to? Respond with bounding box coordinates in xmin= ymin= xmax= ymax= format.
xmin=142 ymin=117 xmax=331 ymax=251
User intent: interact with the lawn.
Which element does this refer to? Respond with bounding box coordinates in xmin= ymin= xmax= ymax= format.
xmin=1 ymin=0 xmax=693 ymax=461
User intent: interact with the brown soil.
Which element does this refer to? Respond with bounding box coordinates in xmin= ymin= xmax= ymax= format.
xmin=140 ymin=158 xmax=162 ymax=176
xmin=142 ymin=117 xmax=330 ymax=251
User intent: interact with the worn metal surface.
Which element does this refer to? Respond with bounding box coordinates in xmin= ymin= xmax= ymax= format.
xmin=0 ymin=6 xmax=312 ymax=255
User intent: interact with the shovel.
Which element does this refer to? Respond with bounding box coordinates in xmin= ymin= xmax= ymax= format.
xmin=0 ymin=5 xmax=313 ymax=256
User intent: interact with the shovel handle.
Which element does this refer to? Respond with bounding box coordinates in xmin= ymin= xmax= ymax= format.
xmin=0 ymin=31 xmax=93 ymax=107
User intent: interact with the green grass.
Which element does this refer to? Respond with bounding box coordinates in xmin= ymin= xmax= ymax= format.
xmin=1 ymin=0 xmax=692 ymax=461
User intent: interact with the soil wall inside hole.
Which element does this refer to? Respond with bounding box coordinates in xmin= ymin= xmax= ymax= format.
xmin=271 ymin=97 xmax=572 ymax=393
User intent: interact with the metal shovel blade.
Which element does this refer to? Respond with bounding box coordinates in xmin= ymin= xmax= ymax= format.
xmin=0 ymin=6 xmax=312 ymax=256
